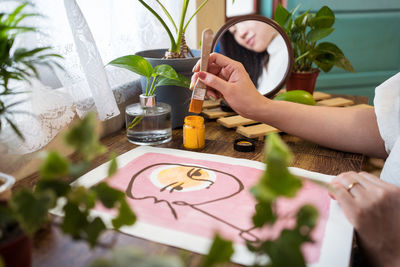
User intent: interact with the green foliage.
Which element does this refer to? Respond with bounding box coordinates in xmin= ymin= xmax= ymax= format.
xmin=201 ymin=234 xmax=234 ymax=267
xmin=274 ymin=5 xmax=354 ymax=73
xmin=90 ymin=247 xmax=184 ymax=267
xmin=108 ymin=55 xmax=190 ymax=96
xmin=207 ymin=133 xmax=319 ymax=267
xmin=137 ymin=0 xmax=210 ymax=57
xmin=0 ymin=3 xmax=62 ymax=139
xmin=1 ymin=112 xmax=137 ymax=248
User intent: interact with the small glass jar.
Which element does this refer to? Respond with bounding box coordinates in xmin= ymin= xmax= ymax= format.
xmin=183 ymin=115 xmax=205 ymax=149
xmin=125 ymin=94 xmax=172 ymax=145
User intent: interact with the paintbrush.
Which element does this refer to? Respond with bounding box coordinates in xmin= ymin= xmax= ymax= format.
xmin=189 ymin=28 xmax=214 ymax=114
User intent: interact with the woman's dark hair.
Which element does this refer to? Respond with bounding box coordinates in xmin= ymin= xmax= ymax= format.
xmin=219 ymin=30 xmax=268 ymax=88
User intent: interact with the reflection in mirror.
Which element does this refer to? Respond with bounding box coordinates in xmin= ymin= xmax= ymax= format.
xmin=217 ymin=20 xmax=290 ymax=96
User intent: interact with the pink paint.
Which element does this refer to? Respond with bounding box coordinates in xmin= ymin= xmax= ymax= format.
xmin=100 ymin=152 xmax=330 ymax=263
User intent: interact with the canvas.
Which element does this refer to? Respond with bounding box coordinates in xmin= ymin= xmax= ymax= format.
xmin=60 ymin=146 xmax=353 ymax=266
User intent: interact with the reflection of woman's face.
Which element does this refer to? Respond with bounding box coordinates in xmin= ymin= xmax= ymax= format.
xmin=229 ymin=20 xmax=278 ymax=52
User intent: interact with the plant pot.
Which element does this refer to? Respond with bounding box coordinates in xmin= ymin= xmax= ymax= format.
xmin=0 ymin=230 xmax=32 ymax=267
xmin=135 ymin=49 xmax=200 ymax=129
xmin=286 ymin=69 xmax=320 ymax=95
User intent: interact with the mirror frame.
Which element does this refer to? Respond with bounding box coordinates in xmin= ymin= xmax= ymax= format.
xmin=212 ymin=14 xmax=293 ymax=98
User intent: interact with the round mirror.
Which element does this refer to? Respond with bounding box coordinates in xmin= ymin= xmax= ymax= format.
xmin=212 ymin=15 xmax=293 ymax=98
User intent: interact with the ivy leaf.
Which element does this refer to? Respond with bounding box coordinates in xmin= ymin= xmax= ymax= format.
xmin=108 ymin=55 xmax=153 ymax=78
xmin=84 ymin=217 xmax=106 ymax=247
xmin=10 ymin=189 xmax=56 ymax=235
xmin=111 ymin=199 xmax=136 ymax=229
xmin=92 ymin=182 xmax=124 ymax=209
xmin=107 ymin=154 xmax=118 ymax=177
xmin=201 ymin=234 xmax=234 ymax=267
xmin=69 ymin=161 xmax=91 ymax=180
xmin=61 ymin=202 xmax=88 ymax=238
xmin=296 ymin=205 xmax=318 ymax=238
xmin=68 ymin=186 xmax=96 ymax=209
xmin=63 ymin=112 xmax=106 ymax=161
xmin=261 ymin=228 xmax=307 ymax=267
xmin=252 ymin=133 xmax=302 ymax=202
xmin=252 ymin=202 xmax=276 ymax=228
xmin=39 ymin=151 xmax=69 ymax=179
xmin=36 ymin=179 xmax=70 ymax=197
xmin=310 ymin=6 xmax=335 ymax=29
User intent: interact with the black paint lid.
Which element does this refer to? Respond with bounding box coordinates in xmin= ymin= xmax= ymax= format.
xmin=234 ymin=138 xmax=255 ymax=152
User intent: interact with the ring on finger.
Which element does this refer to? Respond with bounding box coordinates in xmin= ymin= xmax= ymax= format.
xmin=346 ymin=182 xmax=360 ymax=192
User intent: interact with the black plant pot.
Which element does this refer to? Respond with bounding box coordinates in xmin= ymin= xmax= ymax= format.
xmin=135 ymin=49 xmax=200 ymax=129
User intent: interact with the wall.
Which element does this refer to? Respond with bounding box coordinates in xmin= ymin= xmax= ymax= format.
xmin=262 ymin=0 xmax=400 ymax=104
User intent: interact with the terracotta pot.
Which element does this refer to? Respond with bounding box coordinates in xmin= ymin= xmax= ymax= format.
xmin=286 ymin=69 xmax=320 ymax=95
xmin=0 ymin=231 xmax=32 ymax=267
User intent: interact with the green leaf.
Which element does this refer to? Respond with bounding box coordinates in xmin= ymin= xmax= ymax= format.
xmin=252 ymin=133 xmax=302 ymax=202
xmin=294 ymin=10 xmax=310 ymax=28
xmin=261 ymin=229 xmax=307 ymax=267
xmin=84 ymin=217 xmax=106 ymax=247
xmin=274 ymin=4 xmax=291 ymax=29
xmin=154 ymin=64 xmax=179 ymax=80
xmin=313 ymin=42 xmax=354 ymax=72
xmin=39 ymin=151 xmax=69 ymax=179
xmin=69 ymin=161 xmax=91 ymax=180
xmin=107 ymin=154 xmax=118 ymax=177
xmin=306 ymin=28 xmax=335 ymax=43
xmin=310 ymin=6 xmax=335 ymax=29
xmin=296 ymin=205 xmax=318 ymax=231
xmin=36 ymin=179 xmax=70 ymax=198
xmin=155 ymin=73 xmax=190 ymax=88
xmin=68 ymin=186 xmax=96 ymax=209
xmin=63 ymin=112 xmax=106 ymax=161
xmin=111 ymin=199 xmax=136 ymax=229
xmin=61 ymin=202 xmax=89 ymax=238
xmin=202 ymin=234 xmax=234 ymax=267
xmin=252 ymin=202 xmax=276 ymax=228
xmin=92 ymin=182 xmax=124 ymax=209
xmin=108 ymin=55 xmax=153 ymax=78
xmin=10 ymin=189 xmax=56 ymax=234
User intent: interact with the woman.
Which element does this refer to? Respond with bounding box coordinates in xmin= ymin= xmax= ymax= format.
xmin=190 ymin=53 xmax=400 ymax=266
xmin=219 ymin=20 xmax=288 ymax=95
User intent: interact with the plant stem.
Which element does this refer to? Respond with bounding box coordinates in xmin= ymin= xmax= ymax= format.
xmin=173 ymin=0 xmax=190 ymax=54
xmin=145 ymin=78 xmax=150 ymax=96
xmin=137 ymin=0 xmax=177 ymax=51
xmin=149 ymin=76 xmax=158 ymax=96
xmin=155 ymin=0 xmax=177 ymax=33
xmin=184 ymin=0 xmax=209 ymax=33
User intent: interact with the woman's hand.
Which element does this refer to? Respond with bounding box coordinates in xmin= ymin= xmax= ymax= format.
xmin=191 ymin=53 xmax=269 ymax=120
xmin=331 ymin=172 xmax=400 ymax=267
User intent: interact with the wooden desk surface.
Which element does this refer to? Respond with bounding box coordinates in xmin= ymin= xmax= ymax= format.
xmin=21 ymin=95 xmax=368 ymax=267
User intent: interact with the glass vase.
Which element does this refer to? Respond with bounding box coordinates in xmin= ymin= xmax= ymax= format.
xmin=125 ymin=94 xmax=172 ymax=145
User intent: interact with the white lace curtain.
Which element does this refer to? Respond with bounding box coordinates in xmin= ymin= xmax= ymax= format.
xmin=0 ymin=0 xmax=181 ymax=154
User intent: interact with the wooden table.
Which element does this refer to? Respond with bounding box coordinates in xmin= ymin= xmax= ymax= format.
xmin=20 ymin=95 xmax=368 ymax=267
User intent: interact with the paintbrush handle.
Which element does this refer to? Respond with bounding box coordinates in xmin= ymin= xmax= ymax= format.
xmin=199 ymin=28 xmax=213 ymax=72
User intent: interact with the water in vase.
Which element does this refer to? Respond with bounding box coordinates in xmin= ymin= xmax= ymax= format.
xmin=125 ymin=102 xmax=172 ymax=145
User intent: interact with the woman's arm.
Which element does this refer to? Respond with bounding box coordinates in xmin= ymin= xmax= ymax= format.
xmin=191 ymin=53 xmax=387 ymax=158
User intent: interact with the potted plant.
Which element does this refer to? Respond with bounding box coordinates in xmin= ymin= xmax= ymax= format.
xmin=0 ymin=112 xmax=137 ymax=267
xmin=108 ymin=54 xmax=189 ymax=144
xmin=0 ymin=4 xmax=136 ymax=267
xmin=134 ymin=0 xmax=212 ymax=128
xmin=274 ymin=5 xmax=354 ymax=94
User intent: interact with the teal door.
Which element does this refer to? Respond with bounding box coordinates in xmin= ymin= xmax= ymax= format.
xmin=261 ymin=0 xmax=400 ymax=104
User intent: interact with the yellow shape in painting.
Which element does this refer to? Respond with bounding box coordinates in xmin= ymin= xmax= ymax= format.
xmin=157 ymin=166 xmax=211 ymax=191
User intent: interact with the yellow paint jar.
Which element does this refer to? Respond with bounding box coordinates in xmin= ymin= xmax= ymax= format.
xmin=183 ymin=115 xmax=205 ymax=149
